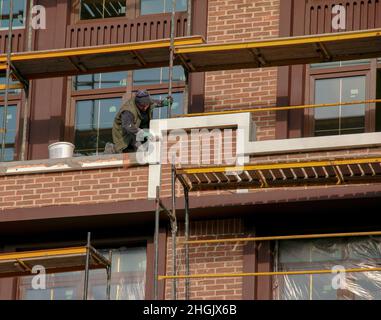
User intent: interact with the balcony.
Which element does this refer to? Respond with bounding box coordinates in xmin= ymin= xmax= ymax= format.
xmin=66 ymin=13 xmax=189 ymax=48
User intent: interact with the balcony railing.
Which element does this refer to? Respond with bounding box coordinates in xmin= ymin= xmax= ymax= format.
xmin=66 ymin=13 xmax=188 ymax=48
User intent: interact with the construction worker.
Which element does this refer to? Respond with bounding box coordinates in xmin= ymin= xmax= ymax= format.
xmin=112 ymin=90 xmax=173 ymax=153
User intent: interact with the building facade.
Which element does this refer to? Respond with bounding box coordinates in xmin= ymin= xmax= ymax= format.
xmin=0 ymin=0 xmax=381 ymax=300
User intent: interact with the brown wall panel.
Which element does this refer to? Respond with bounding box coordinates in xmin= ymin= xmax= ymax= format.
xmin=28 ymin=0 xmax=70 ymax=159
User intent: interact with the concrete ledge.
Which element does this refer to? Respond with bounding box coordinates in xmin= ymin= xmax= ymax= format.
xmin=0 ymin=153 xmax=142 ymax=176
xmin=246 ymin=132 xmax=381 ymax=155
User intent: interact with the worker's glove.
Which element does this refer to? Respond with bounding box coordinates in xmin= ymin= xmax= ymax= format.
xmin=137 ymin=129 xmax=154 ymax=142
xmin=162 ymin=96 xmax=174 ymax=107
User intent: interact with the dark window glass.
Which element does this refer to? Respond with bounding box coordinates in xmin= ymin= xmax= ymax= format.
xmin=133 ymin=66 xmax=185 ymax=86
xmin=0 ymin=0 xmax=26 ymax=28
xmin=75 ymin=97 xmax=121 ymax=155
xmin=151 ymin=92 xmax=184 ymax=119
xmin=19 ymin=247 xmax=147 ymax=300
xmin=140 ymin=0 xmax=187 ymax=15
xmin=0 ymin=104 xmax=16 ymax=162
xmin=314 ymin=76 xmax=366 ymax=136
xmin=80 ymin=0 xmax=126 ymax=20
xmin=73 ymin=72 xmax=127 ymax=91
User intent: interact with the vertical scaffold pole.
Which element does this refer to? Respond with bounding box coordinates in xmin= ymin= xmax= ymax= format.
xmin=184 ymin=187 xmax=190 ymax=300
xmin=171 ymin=163 xmax=177 ymax=300
xmin=187 ymin=0 xmax=192 ymax=36
xmin=106 ymin=250 xmax=113 ymax=300
xmin=20 ymin=0 xmax=34 ymax=160
xmin=2 ymin=0 xmax=13 ymax=162
xmin=83 ymin=232 xmax=91 ymax=300
xmin=167 ymin=0 xmax=176 ymax=119
xmin=154 ymin=186 xmax=160 ymax=300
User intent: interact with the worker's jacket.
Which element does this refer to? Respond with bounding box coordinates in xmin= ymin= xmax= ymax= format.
xmin=112 ymin=98 xmax=155 ymax=153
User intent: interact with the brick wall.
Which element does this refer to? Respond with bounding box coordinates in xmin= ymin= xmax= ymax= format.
xmin=165 ymin=219 xmax=247 ymax=300
xmin=0 ymin=166 xmax=149 ymax=211
xmin=205 ymin=0 xmax=280 ymax=141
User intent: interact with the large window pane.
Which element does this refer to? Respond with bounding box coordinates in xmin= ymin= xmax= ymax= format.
xmin=141 ymin=0 xmax=187 ymax=15
xmin=0 ymin=0 xmax=26 ymax=29
xmin=80 ymin=0 xmax=126 ymax=20
xmin=151 ymin=92 xmax=184 ymax=119
xmin=0 ymin=104 xmax=16 ymax=161
xmin=133 ymin=66 xmax=185 ymax=86
xmin=73 ymin=72 xmax=127 ymax=91
xmin=75 ymin=97 xmax=121 ymax=155
xmin=314 ymin=76 xmax=366 ymax=136
xmin=18 ymin=247 xmax=147 ymax=300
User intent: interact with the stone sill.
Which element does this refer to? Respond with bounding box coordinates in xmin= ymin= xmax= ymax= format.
xmin=0 ymin=153 xmax=142 ymax=176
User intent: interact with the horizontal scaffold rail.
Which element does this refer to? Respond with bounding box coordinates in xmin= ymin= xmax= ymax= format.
xmin=176 ymin=157 xmax=381 ymax=191
xmin=176 ymin=99 xmax=381 ymax=118
xmin=0 ymin=246 xmax=110 ymax=278
xmin=158 ymin=267 xmax=381 ymax=280
xmin=175 ymin=28 xmax=381 ymax=72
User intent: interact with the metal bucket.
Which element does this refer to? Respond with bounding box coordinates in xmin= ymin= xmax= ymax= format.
xmin=48 ymin=142 xmax=75 ymax=159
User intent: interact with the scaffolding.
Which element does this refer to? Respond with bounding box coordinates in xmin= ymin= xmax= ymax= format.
xmin=1 ymin=0 xmax=381 ymax=301
xmin=0 ymin=232 xmax=112 ymax=300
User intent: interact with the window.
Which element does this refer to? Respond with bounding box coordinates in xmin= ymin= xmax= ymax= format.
xmin=275 ymin=237 xmax=381 ymax=300
xmin=313 ymin=76 xmax=366 ymax=136
xmin=74 ymin=72 xmax=127 ymax=91
xmin=0 ymin=104 xmax=17 ymax=161
xmin=80 ymin=0 xmax=127 ymax=20
xmin=18 ymin=246 xmax=147 ymax=300
xmin=133 ymin=66 xmax=185 ymax=86
xmin=75 ymin=97 xmax=122 ymax=156
xmin=140 ymin=0 xmax=187 ymax=15
xmin=0 ymin=76 xmax=21 ymax=96
xmin=0 ymin=0 xmax=27 ymax=29
xmin=69 ymin=67 xmax=186 ymax=155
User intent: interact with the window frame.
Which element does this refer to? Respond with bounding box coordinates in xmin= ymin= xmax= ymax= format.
xmin=304 ymin=64 xmax=374 ymax=137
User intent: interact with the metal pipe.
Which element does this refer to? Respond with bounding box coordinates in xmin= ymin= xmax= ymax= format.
xmin=20 ymin=0 xmax=34 ymax=161
xmin=184 ymin=187 xmax=190 ymax=300
xmin=167 ymin=0 xmax=176 ymax=119
xmin=183 ymin=230 xmax=381 ymax=245
xmin=2 ymin=0 xmax=13 ymax=162
xmin=83 ymin=232 xmax=91 ymax=300
xmin=187 ymin=0 xmax=192 ymax=36
xmin=154 ymin=186 xmax=160 ymax=300
xmin=171 ymin=163 xmax=177 ymax=300
xmin=174 ymin=99 xmax=381 ymax=118
xmin=106 ymin=250 xmax=113 ymax=300
xmin=159 ymin=267 xmax=381 ymax=280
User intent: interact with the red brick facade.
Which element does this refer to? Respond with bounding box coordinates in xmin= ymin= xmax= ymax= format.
xmin=205 ymin=0 xmax=280 ymax=141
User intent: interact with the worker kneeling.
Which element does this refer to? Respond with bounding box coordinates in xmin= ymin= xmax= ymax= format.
xmin=112 ymin=90 xmax=172 ymax=153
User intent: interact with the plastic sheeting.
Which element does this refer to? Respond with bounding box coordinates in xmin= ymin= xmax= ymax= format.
xmin=274 ymin=236 xmax=381 ymax=300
